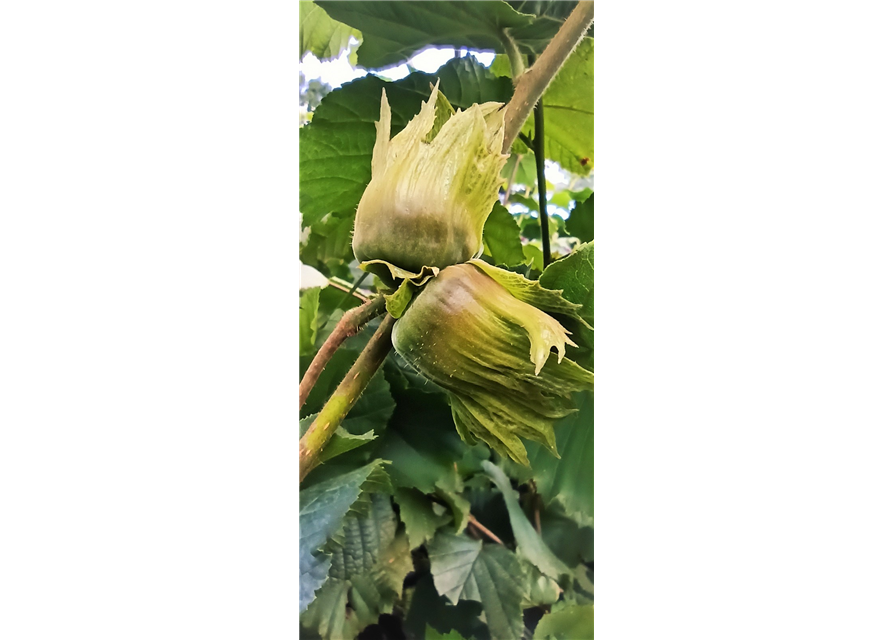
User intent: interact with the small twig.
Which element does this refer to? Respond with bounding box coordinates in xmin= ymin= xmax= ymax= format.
xmin=533 ymin=99 xmax=552 ymax=269
xmin=298 ymin=295 xmax=386 ymax=411
xmin=299 ymin=314 xmax=396 ymax=481
xmin=534 ymin=501 xmax=542 ymax=535
xmin=467 ymin=515 xmax=504 ymax=545
xmin=502 ymin=0 xmax=594 ymax=153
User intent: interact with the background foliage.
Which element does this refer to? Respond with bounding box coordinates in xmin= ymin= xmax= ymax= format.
xmin=300 ymin=2 xmax=594 ymax=638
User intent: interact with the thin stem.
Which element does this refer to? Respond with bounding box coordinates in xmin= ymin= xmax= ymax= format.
xmin=499 ymin=29 xmax=526 ymax=80
xmin=299 ymin=314 xmax=396 ymax=481
xmin=298 ymin=295 xmax=386 ymax=411
xmin=502 ymin=154 xmax=521 ymax=206
xmin=326 ymin=279 xmax=369 ymax=302
xmin=335 ymin=271 xmax=371 ymax=308
xmin=467 ymin=514 xmax=504 ymax=545
xmin=533 ymin=99 xmax=552 ymax=269
xmin=502 ymin=0 xmax=594 ymax=153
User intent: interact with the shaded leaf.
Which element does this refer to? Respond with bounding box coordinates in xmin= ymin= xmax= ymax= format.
xmin=566 ymin=192 xmax=608 ymax=242
xmin=525 ymin=391 xmax=594 ymax=526
xmin=483 ymin=202 xmax=526 ymax=267
xmin=318 ymin=1 xmax=535 ymax=69
xmin=427 ymin=533 xmax=525 ymax=640
xmin=403 ymin=573 xmax=488 ymax=640
xmin=481 ymin=460 xmax=572 ymax=581
xmin=394 ymin=487 xmax=451 ymax=549
xmin=302 ymin=494 xmax=412 ymax=639
xmin=539 ymin=241 xmax=594 ymax=326
xmin=299 ymin=461 xmax=389 ymax=612
xmin=426 ymin=626 xmax=469 ymax=640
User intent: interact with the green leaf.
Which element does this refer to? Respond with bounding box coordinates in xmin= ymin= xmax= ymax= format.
xmin=483 ymin=203 xmax=526 ymax=267
xmin=539 ymin=241 xmax=594 ymax=326
xmin=564 ymin=194 xmax=594 ymax=243
xmin=299 ymin=414 xmax=376 ymax=464
xmin=525 ymin=391 xmax=594 ymax=526
xmin=383 ymin=278 xmax=414 ymax=318
xmin=481 ymin=460 xmax=572 ymax=582
xmin=533 ymin=603 xmax=594 ymax=640
xmin=540 ymin=505 xmax=594 ymax=567
xmin=299 ymin=287 xmax=322 ymax=355
xmin=374 ymin=390 xmax=468 ymax=494
xmin=426 ymin=626 xmax=469 ymax=640
xmin=523 ymin=243 xmax=544 ymax=271
xmin=394 ymin=487 xmax=452 ymax=549
xmin=299 ymin=460 xmax=389 ymax=612
xmin=493 ymin=39 xmax=595 ymax=176
xmin=511 ymin=153 xmax=539 ymax=189
xmin=319 ymin=427 xmax=376 ymax=463
xmin=300 ymin=212 xmax=356 ymax=278
xmin=519 ymin=560 xmax=561 ymax=608
xmin=505 ymin=1 xmax=586 ymax=54
xmin=327 ymin=493 xmax=397 ymax=579
xmin=318 ymin=1 xmax=536 ymax=69
xmin=427 ymin=533 xmax=525 ymax=640
xmin=302 ymin=494 xmax=412 ymax=639
xmin=299 ymin=57 xmax=512 ymax=228
xmin=300 ymin=578 xmax=351 ymax=639
xmin=299 ymin=1 xmax=361 ymax=61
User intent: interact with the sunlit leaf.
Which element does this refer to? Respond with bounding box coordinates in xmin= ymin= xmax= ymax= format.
xmin=300 ymin=1 xmax=360 ymax=61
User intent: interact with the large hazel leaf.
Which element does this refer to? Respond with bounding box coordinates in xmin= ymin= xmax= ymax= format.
xmin=482 ymin=460 xmax=572 ymax=582
xmin=317 ymin=1 xmax=536 ymax=69
xmin=298 ymin=460 xmax=389 ymax=613
xmin=302 ymin=494 xmax=412 ymax=639
xmin=299 ymin=57 xmax=512 ymax=227
xmin=525 ymin=391 xmax=594 ymax=526
xmin=427 ymin=533 xmax=525 ymax=640
xmin=538 ymin=241 xmax=594 ymax=370
xmin=539 ymin=240 xmax=594 ymax=326
xmin=492 ymin=38 xmax=594 ymax=176
xmin=299 ymin=1 xmax=360 ymax=61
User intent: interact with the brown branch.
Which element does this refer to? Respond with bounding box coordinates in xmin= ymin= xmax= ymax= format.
xmin=467 ymin=514 xmax=504 ymax=545
xmin=299 ymin=314 xmax=396 ymax=481
xmin=298 ymin=295 xmax=386 ymax=411
xmin=502 ymin=0 xmax=595 ymax=153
